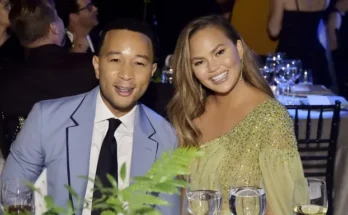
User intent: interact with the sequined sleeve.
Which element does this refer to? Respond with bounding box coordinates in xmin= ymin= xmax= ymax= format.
xmin=259 ymin=105 xmax=305 ymax=215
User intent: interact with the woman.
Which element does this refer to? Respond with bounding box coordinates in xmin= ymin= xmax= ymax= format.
xmin=327 ymin=0 xmax=348 ymax=96
xmin=168 ymin=15 xmax=304 ymax=214
xmin=0 ymin=0 xmax=23 ymax=70
xmin=268 ymin=0 xmax=331 ymax=87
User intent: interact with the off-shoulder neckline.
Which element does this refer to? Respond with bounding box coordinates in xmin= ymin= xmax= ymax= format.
xmin=200 ymin=98 xmax=277 ymax=148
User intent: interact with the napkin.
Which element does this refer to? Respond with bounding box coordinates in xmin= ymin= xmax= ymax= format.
xmin=307 ymin=95 xmax=331 ymax=105
xmin=34 ymin=168 xmax=48 ymax=215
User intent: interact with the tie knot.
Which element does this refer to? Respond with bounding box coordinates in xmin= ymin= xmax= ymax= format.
xmin=108 ymin=118 xmax=121 ymax=133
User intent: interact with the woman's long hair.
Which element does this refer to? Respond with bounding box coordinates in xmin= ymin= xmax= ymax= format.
xmin=167 ymin=15 xmax=274 ymax=148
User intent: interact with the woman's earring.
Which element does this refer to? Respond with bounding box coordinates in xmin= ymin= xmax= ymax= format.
xmin=239 ymin=58 xmax=244 ymax=81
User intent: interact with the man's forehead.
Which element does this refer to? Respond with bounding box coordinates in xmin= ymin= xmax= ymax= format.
xmin=105 ymin=30 xmax=152 ymax=47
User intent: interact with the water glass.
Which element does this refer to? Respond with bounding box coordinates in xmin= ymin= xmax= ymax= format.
xmin=259 ymin=66 xmax=273 ymax=85
xmin=1 ymin=178 xmax=34 ymax=214
xmin=293 ymin=178 xmax=328 ymax=215
xmin=229 ymin=181 xmax=266 ymax=215
xmin=186 ymin=175 xmax=222 ymax=215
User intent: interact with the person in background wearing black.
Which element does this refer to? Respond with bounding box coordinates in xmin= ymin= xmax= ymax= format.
xmin=55 ymin=0 xmax=99 ymax=53
xmin=0 ymin=0 xmax=23 ymax=71
xmin=0 ymin=0 xmax=98 ymax=159
xmin=327 ymin=0 xmax=348 ymax=97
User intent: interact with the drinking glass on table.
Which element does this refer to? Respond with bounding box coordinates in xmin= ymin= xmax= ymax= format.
xmin=293 ymin=178 xmax=328 ymax=215
xmin=1 ymin=178 xmax=34 ymax=214
xmin=229 ymin=180 xmax=266 ymax=215
xmin=266 ymin=52 xmax=285 ymax=75
xmin=186 ymin=174 xmax=222 ymax=215
xmin=299 ymin=69 xmax=313 ymax=85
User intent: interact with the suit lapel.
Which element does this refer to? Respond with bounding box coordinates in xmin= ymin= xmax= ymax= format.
xmin=66 ymin=87 xmax=98 ymax=210
xmin=131 ymin=105 xmax=159 ymax=179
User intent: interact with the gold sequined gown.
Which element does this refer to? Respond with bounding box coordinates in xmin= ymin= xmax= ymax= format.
xmin=190 ymin=99 xmax=304 ymax=215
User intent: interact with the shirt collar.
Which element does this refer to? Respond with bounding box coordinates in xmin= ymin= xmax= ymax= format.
xmin=95 ymin=89 xmax=137 ymax=133
xmin=66 ymin=30 xmax=95 ymax=52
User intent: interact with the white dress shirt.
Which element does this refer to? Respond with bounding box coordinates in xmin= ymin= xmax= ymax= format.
xmin=82 ymin=91 xmax=136 ymax=215
xmin=66 ymin=30 xmax=95 ymax=53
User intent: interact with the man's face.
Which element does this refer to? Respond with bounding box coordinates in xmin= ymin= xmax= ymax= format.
xmin=75 ymin=0 xmax=98 ymax=29
xmin=93 ymin=30 xmax=157 ymax=116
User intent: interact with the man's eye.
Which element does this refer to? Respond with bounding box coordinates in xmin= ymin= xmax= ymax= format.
xmin=136 ymin=62 xmax=145 ymax=66
xmin=216 ymin=49 xmax=225 ymax=56
xmin=110 ymin=59 xmax=120 ymax=63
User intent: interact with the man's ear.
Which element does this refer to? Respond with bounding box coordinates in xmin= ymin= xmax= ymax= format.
xmin=93 ymin=55 xmax=100 ymax=79
xmin=151 ymin=63 xmax=157 ymax=77
xmin=49 ymin=23 xmax=60 ymax=36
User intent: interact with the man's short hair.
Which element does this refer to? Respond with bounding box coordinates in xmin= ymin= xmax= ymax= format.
xmin=9 ymin=0 xmax=57 ymax=46
xmin=54 ymin=0 xmax=78 ymax=27
xmin=98 ymin=18 xmax=158 ymax=62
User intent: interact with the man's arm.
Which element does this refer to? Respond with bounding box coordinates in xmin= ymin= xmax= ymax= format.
xmin=1 ymin=103 xmax=44 ymax=183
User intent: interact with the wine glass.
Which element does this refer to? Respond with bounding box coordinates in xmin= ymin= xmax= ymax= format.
xmin=229 ymin=180 xmax=266 ymax=215
xmin=186 ymin=174 xmax=222 ymax=215
xmin=259 ymin=66 xmax=273 ymax=85
xmin=1 ymin=178 xmax=34 ymax=214
xmin=285 ymin=59 xmax=302 ymax=104
xmin=293 ymin=178 xmax=328 ymax=215
xmin=266 ymin=52 xmax=285 ymax=73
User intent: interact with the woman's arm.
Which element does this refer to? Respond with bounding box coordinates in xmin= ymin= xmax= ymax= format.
xmin=268 ymin=0 xmax=284 ymax=38
xmin=327 ymin=11 xmax=342 ymax=51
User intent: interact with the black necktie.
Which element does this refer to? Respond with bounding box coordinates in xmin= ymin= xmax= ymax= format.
xmin=92 ymin=118 xmax=121 ymax=214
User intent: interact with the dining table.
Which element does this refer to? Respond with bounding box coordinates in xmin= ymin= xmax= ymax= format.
xmin=277 ymin=84 xmax=348 ymax=215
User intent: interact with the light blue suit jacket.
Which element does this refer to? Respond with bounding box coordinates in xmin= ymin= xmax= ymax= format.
xmin=1 ymin=87 xmax=180 ymax=215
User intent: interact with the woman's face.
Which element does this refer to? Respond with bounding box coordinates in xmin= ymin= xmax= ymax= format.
xmin=0 ymin=0 xmax=10 ymax=28
xmin=189 ymin=27 xmax=243 ymax=95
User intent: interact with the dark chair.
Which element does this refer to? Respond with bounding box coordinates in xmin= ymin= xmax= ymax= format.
xmin=286 ymin=101 xmax=341 ymax=215
xmin=0 ymin=111 xmax=26 ymax=159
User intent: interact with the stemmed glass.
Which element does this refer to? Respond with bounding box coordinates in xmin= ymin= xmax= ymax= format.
xmin=229 ymin=180 xmax=266 ymax=215
xmin=259 ymin=66 xmax=273 ymax=85
xmin=265 ymin=52 xmax=285 ymax=74
xmin=293 ymin=178 xmax=328 ymax=215
xmin=186 ymin=174 xmax=222 ymax=215
xmin=1 ymin=178 xmax=34 ymax=214
xmin=286 ymin=59 xmax=302 ymax=104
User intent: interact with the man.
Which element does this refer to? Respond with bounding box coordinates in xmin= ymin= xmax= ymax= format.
xmin=1 ymin=18 xmax=179 ymax=215
xmin=0 ymin=0 xmax=98 ymax=158
xmin=55 ymin=0 xmax=99 ymax=53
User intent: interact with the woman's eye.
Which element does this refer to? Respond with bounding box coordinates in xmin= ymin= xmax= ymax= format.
xmin=194 ymin=61 xmax=203 ymax=66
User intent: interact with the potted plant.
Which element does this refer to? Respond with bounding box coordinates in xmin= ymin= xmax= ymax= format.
xmin=3 ymin=148 xmax=202 ymax=215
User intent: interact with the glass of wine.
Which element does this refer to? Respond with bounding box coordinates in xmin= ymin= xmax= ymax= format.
xmin=229 ymin=180 xmax=266 ymax=215
xmin=1 ymin=178 xmax=34 ymax=214
xmin=185 ymin=174 xmax=222 ymax=215
xmin=293 ymin=178 xmax=328 ymax=215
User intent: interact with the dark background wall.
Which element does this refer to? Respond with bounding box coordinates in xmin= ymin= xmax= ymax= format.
xmin=92 ymin=0 xmax=222 ymax=65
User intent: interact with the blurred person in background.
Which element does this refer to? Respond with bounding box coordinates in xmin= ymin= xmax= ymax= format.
xmin=0 ymin=0 xmax=98 ymax=159
xmin=0 ymin=0 xmax=23 ymax=70
xmin=327 ymin=0 xmax=348 ymax=96
xmin=55 ymin=0 xmax=99 ymax=53
xmin=268 ymin=0 xmax=332 ymax=87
